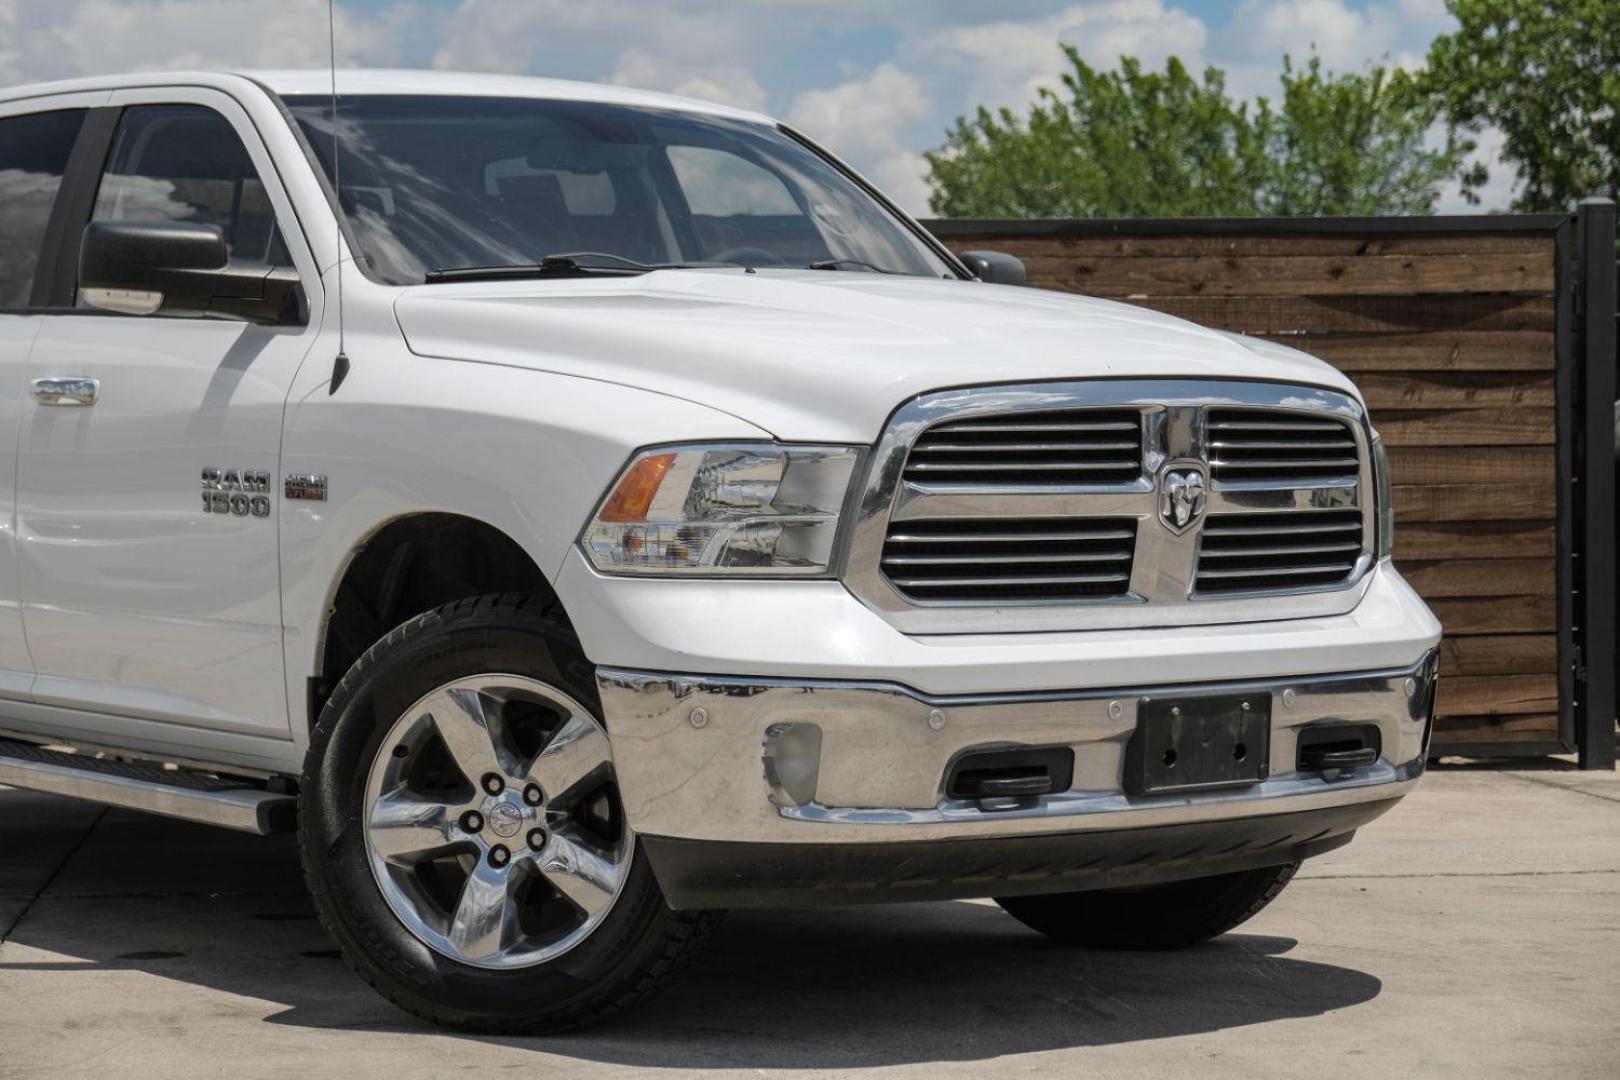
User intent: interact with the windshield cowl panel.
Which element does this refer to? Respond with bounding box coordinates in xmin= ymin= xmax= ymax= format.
xmin=281 ymin=93 xmax=956 ymax=286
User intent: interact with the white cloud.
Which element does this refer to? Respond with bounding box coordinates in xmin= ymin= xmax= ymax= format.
xmin=608 ymin=45 xmax=766 ymax=112
xmin=906 ymin=1 xmax=1208 ymax=114
xmin=0 ymin=0 xmax=412 ymax=85
xmin=788 ymin=63 xmax=930 ymax=156
xmin=869 ymin=150 xmax=933 ymax=215
xmin=431 ymin=1 xmax=765 ymax=81
xmin=1217 ymin=0 xmax=1454 ymax=98
xmin=788 ymin=63 xmax=933 ymax=212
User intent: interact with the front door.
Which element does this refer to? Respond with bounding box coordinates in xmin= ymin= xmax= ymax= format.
xmin=17 ymin=88 xmax=321 ymax=737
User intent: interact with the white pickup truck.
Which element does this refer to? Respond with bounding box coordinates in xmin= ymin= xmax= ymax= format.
xmin=0 ymin=69 xmax=1440 ymax=1032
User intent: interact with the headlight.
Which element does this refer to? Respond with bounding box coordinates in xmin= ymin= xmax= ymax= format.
xmin=1371 ymin=429 xmax=1394 ymax=559
xmin=581 ymin=443 xmax=860 ymax=576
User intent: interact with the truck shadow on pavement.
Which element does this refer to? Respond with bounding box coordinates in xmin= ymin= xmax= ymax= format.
xmin=1 ymin=800 xmax=1382 ymax=1068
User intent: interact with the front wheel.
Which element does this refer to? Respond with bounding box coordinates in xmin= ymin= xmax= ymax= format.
xmin=995 ymin=862 xmax=1299 ymax=950
xmin=299 ymin=593 xmax=718 ymax=1033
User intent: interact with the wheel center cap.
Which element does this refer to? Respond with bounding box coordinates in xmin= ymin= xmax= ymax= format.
xmin=487 ymin=800 xmax=525 ymax=838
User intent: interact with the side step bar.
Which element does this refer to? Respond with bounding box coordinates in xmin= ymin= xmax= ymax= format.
xmin=0 ymin=738 xmax=295 ymax=835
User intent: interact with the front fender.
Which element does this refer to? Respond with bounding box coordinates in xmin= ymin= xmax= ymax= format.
xmin=278 ymin=341 xmax=769 ymax=747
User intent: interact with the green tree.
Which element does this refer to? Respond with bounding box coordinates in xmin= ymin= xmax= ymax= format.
xmin=1424 ymin=0 xmax=1620 ymax=211
xmin=926 ymin=49 xmax=1473 ymax=218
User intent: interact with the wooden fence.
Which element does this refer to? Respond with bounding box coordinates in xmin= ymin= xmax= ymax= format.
xmin=923 ymin=215 xmax=1570 ymax=756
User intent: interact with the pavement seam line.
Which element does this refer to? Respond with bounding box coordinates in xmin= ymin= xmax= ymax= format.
xmin=0 ymin=806 xmax=107 ymax=945
xmin=1298 ymin=868 xmax=1620 ymax=880
xmin=1496 ymin=770 xmax=1620 ymax=806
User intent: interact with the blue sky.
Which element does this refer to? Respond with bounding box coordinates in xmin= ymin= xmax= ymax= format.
xmin=0 ymin=0 xmax=1507 ymax=212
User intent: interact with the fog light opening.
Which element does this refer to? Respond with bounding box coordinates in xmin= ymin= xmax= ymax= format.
xmin=763 ymin=722 xmax=823 ymax=807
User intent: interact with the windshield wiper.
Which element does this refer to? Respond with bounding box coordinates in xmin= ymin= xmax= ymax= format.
xmin=424 ymin=252 xmax=726 ymax=282
xmin=807 ymin=258 xmax=899 ymax=274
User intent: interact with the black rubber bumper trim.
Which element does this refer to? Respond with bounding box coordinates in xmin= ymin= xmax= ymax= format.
xmin=642 ymin=797 xmax=1400 ymax=910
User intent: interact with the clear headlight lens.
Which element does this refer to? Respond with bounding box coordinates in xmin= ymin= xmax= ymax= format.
xmin=1371 ymin=430 xmax=1394 ymax=559
xmin=582 ymin=443 xmax=860 ymax=576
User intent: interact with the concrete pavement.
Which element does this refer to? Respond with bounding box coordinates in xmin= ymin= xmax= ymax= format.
xmin=0 ymin=765 xmax=1615 ymax=1080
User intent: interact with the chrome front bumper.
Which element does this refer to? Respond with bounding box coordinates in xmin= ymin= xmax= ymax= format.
xmin=596 ymin=649 xmax=1438 ymax=851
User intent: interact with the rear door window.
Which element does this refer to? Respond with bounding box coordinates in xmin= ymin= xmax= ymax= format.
xmin=0 ymin=109 xmax=87 ymax=309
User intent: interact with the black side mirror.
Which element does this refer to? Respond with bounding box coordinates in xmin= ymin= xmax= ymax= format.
xmin=959 ymin=250 xmax=1027 ymax=287
xmin=79 ymin=221 xmax=304 ymax=325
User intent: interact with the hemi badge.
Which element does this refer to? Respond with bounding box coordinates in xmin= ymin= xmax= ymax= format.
xmin=284 ymin=474 xmax=328 ymax=502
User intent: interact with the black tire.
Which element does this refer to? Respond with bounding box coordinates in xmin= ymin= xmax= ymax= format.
xmin=995 ymin=862 xmax=1299 ymax=950
xmin=298 ymin=592 xmax=720 ymax=1033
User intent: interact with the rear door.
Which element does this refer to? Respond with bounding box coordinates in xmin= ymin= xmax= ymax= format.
xmin=0 ymin=95 xmax=103 ymax=702
xmin=16 ymin=86 xmax=322 ymax=738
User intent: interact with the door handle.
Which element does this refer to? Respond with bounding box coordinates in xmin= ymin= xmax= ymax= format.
xmin=31 ymin=377 xmax=99 ymax=406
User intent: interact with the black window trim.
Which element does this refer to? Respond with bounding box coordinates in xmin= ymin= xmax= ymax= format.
xmin=29 ymin=105 xmax=120 ymax=311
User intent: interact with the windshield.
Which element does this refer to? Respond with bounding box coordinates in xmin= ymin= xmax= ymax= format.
xmin=281 ymin=94 xmax=956 ymax=284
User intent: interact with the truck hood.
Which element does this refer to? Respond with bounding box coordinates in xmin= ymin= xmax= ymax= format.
xmin=394 ymin=269 xmax=1355 ymax=442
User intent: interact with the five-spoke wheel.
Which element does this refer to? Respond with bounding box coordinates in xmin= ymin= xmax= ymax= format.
xmin=363 ymin=674 xmax=632 ymax=968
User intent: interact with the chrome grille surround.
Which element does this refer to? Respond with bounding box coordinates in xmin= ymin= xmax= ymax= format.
xmin=841 ymin=379 xmax=1377 ymax=634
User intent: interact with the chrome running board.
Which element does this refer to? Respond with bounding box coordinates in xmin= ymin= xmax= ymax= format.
xmin=0 ymin=737 xmax=294 ymax=834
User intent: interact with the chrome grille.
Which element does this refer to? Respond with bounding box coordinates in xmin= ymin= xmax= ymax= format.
xmin=1195 ymin=510 xmax=1364 ymax=593
xmin=1207 ymin=408 xmax=1359 ymax=484
xmin=902 ymin=409 xmax=1143 ymax=487
xmin=881 ymin=518 xmax=1137 ymax=602
xmin=848 ymin=379 xmax=1376 ymax=635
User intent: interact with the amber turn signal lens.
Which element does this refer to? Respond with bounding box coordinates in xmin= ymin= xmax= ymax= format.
xmin=598 ymin=452 xmax=676 ymax=523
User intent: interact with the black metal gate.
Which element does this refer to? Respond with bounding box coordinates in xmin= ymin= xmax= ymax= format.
xmin=1567 ymin=199 xmax=1617 ymax=768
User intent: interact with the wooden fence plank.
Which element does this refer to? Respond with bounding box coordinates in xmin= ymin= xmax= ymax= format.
xmin=1439 ymin=634 xmax=1559 ymax=676
xmin=1352 ymin=371 xmax=1555 ymax=410
xmin=1383 ymin=446 xmax=1553 ymax=485
xmin=1434 ymin=713 xmax=1562 ymax=743
xmin=1398 ymin=558 xmax=1555 ymax=597
xmin=1296 ymin=332 xmax=1554 ymax=372
xmin=1393 ymin=484 xmax=1554 ymax=521
xmin=1394 ymin=521 xmax=1555 ymax=560
xmin=1426 ymin=595 xmax=1557 ymax=634
xmin=1438 ymin=674 xmax=1560 ymax=716
xmin=1374 ymin=408 xmax=1554 ymax=447
xmin=1026 ymin=253 xmax=1553 ymax=298
xmin=1121 ymin=295 xmax=1555 ymax=335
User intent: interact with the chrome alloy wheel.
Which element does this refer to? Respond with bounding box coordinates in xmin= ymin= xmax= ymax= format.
xmin=362 ymin=674 xmax=632 ymax=969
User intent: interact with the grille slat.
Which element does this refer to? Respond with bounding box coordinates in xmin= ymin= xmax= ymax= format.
xmin=881 ymin=517 xmax=1137 ymax=602
xmin=1210 ymin=457 xmax=1359 ymax=471
xmin=903 ymin=408 xmax=1144 ymax=487
xmin=884 ymin=551 xmax=1131 ymax=566
xmin=886 ymin=528 xmax=1135 ymax=545
xmin=906 ymin=459 xmax=1140 ymax=474
xmin=1199 ymin=563 xmax=1358 ymax=581
xmin=1206 ymin=408 xmax=1359 ymax=484
xmin=1195 ymin=510 xmax=1363 ymax=594
xmin=929 ymin=420 xmax=1140 ymax=434
xmin=1208 ymin=419 xmax=1344 ymax=432
xmin=912 ymin=440 xmax=1140 ymax=453
xmin=889 ymin=573 xmax=1132 ymax=590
